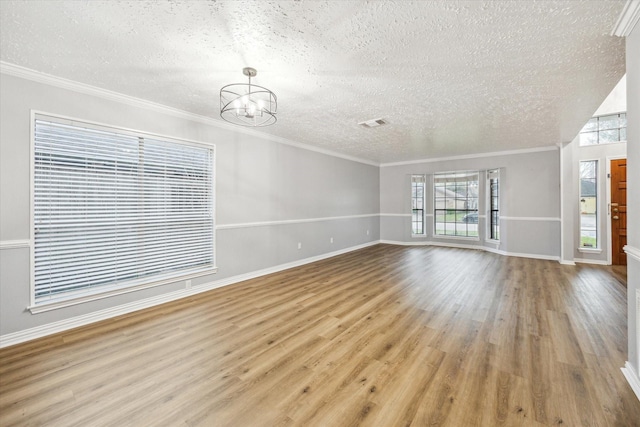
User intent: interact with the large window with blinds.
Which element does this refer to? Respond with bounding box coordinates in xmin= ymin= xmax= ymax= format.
xmin=32 ymin=115 xmax=216 ymax=307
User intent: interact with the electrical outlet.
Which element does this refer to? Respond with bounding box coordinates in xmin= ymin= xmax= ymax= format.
xmin=366 ymin=229 xmax=370 ymax=235
xmin=330 ymin=237 xmax=334 ymax=243
xmin=186 ymin=279 xmax=192 ymax=289
xmin=298 ymin=242 xmax=302 ymax=249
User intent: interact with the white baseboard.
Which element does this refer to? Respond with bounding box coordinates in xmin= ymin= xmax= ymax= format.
xmin=574 ymin=258 xmax=609 ymax=265
xmin=0 ymin=241 xmax=378 ymax=349
xmin=379 ymin=239 xmax=432 ymax=247
xmin=622 ymin=362 xmax=640 ymax=402
xmin=380 ymin=239 xmax=560 ymax=262
xmin=380 ymin=239 xmax=483 ymax=250
xmin=558 ymin=260 xmax=577 ymax=266
xmin=428 ymin=240 xmax=484 ymax=250
xmin=486 ymin=247 xmax=559 ymax=261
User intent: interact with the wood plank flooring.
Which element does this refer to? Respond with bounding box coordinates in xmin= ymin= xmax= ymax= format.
xmin=1 ymin=244 xmax=639 ymax=426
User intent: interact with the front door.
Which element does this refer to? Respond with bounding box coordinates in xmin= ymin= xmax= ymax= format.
xmin=611 ymin=158 xmax=627 ymax=265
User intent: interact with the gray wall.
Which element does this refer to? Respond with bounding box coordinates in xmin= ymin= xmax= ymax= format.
xmin=379 ymin=149 xmax=561 ymax=258
xmin=0 ymin=73 xmax=380 ymax=336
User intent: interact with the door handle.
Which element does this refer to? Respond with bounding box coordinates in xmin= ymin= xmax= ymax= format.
xmin=613 ymin=215 xmax=619 ymax=220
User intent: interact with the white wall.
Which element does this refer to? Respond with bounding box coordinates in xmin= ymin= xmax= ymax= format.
xmin=625 ymin=22 xmax=640 ymax=378
xmin=594 ymin=74 xmax=627 ymax=116
xmin=379 ymin=148 xmax=561 ymax=259
xmin=0 ymin=72 xmax=380 ymax=338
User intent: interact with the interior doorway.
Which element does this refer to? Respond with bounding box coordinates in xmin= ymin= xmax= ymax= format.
xmin=610 ymin=158 xmax=627 ymax=265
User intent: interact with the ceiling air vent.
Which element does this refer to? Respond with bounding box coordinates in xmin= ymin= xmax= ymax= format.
xmin=358 ymin=118 xmax=387 ymax=128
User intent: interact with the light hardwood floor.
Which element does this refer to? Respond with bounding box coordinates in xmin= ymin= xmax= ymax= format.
xmin=1 ymin=244 xmax=639 ymax=426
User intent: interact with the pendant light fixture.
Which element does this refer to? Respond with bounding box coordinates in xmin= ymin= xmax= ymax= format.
xmin=220 ymin=67 xmax=277 ymax=127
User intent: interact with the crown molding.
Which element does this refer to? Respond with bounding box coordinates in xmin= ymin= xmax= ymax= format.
xmin=379 ymin=145 xmax=558 ymax=168
xmin=0 ymin=61 xmax=379 ymax=167
xmin=612 ymin=0 xmax=640 ymax=37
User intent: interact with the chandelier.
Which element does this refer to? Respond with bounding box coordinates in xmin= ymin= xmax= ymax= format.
xmin=220 ymin=67 xmax=277 ymax=127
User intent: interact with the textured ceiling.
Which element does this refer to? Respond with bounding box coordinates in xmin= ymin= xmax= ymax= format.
xmin=0 ymin=0 xmax=627 ymax=164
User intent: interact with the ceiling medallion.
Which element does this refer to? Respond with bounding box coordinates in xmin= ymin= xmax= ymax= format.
xmin=220 ymin=67 xmax=277 ymax=127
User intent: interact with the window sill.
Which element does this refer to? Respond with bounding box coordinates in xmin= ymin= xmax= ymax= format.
xmin=411 ymin=234 xmax=427 ymax=238
xmin=485 ymin=239 xmax=500 ymax=244
xmin=28 ymin=267 xmax=218 ymax=314
xmin=577 ymin=247 xmax=602 ymax=254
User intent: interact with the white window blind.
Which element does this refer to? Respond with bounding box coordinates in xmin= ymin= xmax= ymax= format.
xmin=33 ymin=116 xmax=215 ymax=305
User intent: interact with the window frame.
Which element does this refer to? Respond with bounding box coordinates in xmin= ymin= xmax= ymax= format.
xmin=411 ymin=174 xmax=426 ymax=236
xmin=29 ymin=111 xmax=217 ymax=313
xmin=433 ymin=170 xmax=479 ymax=239
xmin=487 ymin=169 xmax=500 ymax=241
xmin=578 ymin=159 xmax=599 ymax=252
xmin=579 ymin=112 xmax=627 ymax=146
